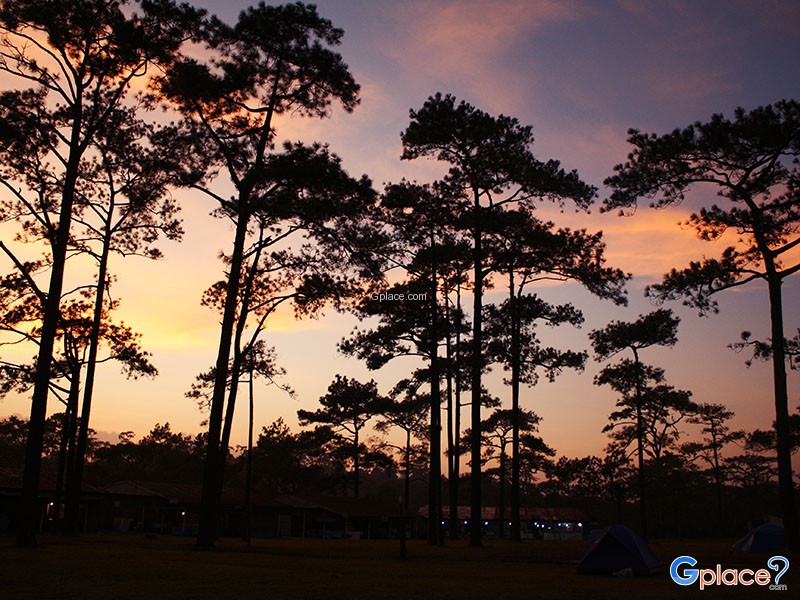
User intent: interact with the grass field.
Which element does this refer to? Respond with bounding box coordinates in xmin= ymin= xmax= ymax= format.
xmin=2 ymin=533 xmax=798 ymax=599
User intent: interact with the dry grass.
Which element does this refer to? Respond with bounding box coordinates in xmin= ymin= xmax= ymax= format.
xmin=2 ymin=533 xmax=798 ymax=599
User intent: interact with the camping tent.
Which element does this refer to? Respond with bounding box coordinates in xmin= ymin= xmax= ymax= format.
xmin=576 ymin=524 xmax=660 ymax=576
xmin=733 ymin=523 xmax=784 ymax=553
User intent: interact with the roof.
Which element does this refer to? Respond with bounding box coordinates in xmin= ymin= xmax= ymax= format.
xmin=103 ymin=481 xmax=200 ymax=503
xmin=275 ymin=494 xmax=403 ymax=518
xmin=103 ymin=480 xmax=281 ymax=508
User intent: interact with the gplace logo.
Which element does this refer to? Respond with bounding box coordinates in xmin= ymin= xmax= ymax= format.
xmin=670 ymin=555 xmax=790 ymax=591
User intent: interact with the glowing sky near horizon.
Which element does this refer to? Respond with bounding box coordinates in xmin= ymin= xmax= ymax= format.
xmin=2 ymin=0 xmax=800 ymax=465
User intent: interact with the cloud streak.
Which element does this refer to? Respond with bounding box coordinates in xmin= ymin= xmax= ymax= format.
xmin=383 ymin=0 xmax=588 ymax=113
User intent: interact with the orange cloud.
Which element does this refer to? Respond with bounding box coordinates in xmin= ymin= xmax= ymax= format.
xmin=533 ymin=203 xmax=732 ymax=282
xmin=600 ymin=210 xmax=714 ymax=279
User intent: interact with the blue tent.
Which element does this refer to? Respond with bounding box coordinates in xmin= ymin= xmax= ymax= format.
xmin=576 ymin=524 xmax=660 ymax=576
xmin=733 ymin=523 xmax=784 ymax=553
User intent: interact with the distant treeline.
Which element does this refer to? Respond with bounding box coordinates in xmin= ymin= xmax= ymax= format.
xmin=1 ymin=411 xmax=796 ymax=538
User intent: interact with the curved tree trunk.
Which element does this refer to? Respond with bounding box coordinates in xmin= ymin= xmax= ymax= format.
xmin=198 ymin=208 xmax=250 ymax=548
xmin=219 ymin=351 xmax=242 ymax=467
xmin=220 ymin=231 xmax=265 ymax=484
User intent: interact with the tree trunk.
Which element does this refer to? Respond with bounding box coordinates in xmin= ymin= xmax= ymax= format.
xmin=627 ymin=349 xmax=648 ymax=540
xmin=509 ymin=270 xmax=522 ymax=541
xmin=219 ymin=351 xmax=242 ymax=468
xmin=711 ymin=427 xmax=724 ymax=534
xmin=498 ymin=447 xmax=506 ymax=539
xmin=220 ymin=240 xmax=261 ymax=480
xmin=428 ymin=264 xmax=442 ymax=545
xmin=449 ymin=284 xmax=463 ymax=540
xmin=55 ymin=375 xmax=79 ymax=533
xmin=17 ymin=118 xmax=83 ymax=547
xmin=767 ymin=274 xmax=799 ymax=550
xmin=54 ymin=408 xmax=70 ymax=531
xmin=469 ymin=192 xmax=483 ymax=548
xmin=401 ymin=429 xmax=411 ymax=560
xmin=61 ymin=364 xmax=81 ymax=533
xmin=445 ymin=292 xmax=456 ymax=540
xmin=197 ymin=207 xmax=250 ymax=548
xmin=353 ymin=426 xmax=360 ymax=499
xmin=428 ymin=358 xmax=442 ymax=544
xmin=635 ymin=386 xmax=648 ymax=541
xmin=243 ymin=371 xmax=254 ymax=544
xmin=66 ymin=218 xmax=113 ymax=534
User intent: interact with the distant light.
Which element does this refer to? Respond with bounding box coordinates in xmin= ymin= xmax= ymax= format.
xmin=441 ymin=521 xmax=445 ymax=525
xmin=49 ymin=502 xmax=54 ymax=507
xmin=484 ymin=521 xmax=489 ymax=526
xmin=578 ymin=522 xmax=583 ymax=527
xmin=463 ymin=520 xmax=468 ymax=525
xmin=181 ymin=511 xmax=186 ymax=517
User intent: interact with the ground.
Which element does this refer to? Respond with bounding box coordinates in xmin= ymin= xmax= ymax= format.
xmin=1 ymin=534 xmax=798 ymax=598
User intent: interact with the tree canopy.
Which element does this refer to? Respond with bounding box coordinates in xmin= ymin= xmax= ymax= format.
xmin=605 ymin=100 xmax=800 ymax=550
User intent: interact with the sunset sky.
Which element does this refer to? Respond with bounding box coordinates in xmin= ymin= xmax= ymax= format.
xmin=2 ymin=0 xmax=800 ymax=464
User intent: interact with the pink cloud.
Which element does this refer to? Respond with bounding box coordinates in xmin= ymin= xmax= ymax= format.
xmin=384 ymin=0 xmax=589 ymax=112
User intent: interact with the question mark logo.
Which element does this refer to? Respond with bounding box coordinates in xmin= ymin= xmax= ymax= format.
xmin=768 ymin=556 xmax=789 ymax=586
